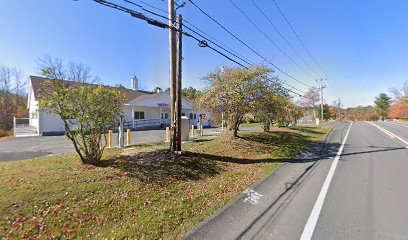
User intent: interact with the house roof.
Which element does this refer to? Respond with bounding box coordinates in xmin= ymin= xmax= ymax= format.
xmin=30 ymin=76 xmax=152 ymax=103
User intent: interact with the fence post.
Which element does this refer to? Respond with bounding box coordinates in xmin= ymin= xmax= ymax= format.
xmin=191 ymin=125 xmax=195 ymax=138
xmin=13 ymin=117 xmax=16 ymax=136
xmin=108 ymin=130 xmax=113 ymax=148
xmin=127 ymin=129 xmax=131 ymax=146
xmin=118 ymin=118 xmax=124 ymax=148
xmin=200 ymin=125 xmax=203 ymax=137
xmin=166 ymin=127 xmax=170 ymax=142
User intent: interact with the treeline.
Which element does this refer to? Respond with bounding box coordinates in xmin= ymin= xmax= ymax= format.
xmin=0 ymin=65 xmax=28 ymax=131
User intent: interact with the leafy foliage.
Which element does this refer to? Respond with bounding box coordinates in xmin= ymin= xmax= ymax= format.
xmin=388 ymin=82 xmax=408 ymax=119
xmin=199 ymin=66 xmax=271 ymax=137
xmin=317 ymin=104 xmax=331 ymax=120
xmin=182 ymin=86 xmax=202 ymax=101
xmin=39 ymin=80 xmax=125 ymax=164
xmin=200 ymin=65 xmax=303 ymax=136
xmin=374 ymin=93 xmax=391 ymax=120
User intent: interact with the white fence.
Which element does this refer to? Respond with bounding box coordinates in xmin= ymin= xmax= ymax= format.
xmin=13 ymin=117 xmax=38 ymax=137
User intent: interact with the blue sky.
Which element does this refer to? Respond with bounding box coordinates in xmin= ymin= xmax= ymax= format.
xmin=1 ymin=0 xmax=408 ymax=107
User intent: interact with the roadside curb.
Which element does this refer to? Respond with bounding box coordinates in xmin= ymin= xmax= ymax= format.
xmin=182 ymin=123 xmax=339 ymax=239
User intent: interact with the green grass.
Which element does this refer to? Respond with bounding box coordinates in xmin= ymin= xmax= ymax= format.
xmin=0 ymin=126 xmax=329 ymax=239
xmin=239 ymin=122 xmax=262 ymax=129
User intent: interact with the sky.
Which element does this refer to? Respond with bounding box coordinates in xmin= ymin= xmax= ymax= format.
xmin=1 ymin=0 xmax=408 ymax=108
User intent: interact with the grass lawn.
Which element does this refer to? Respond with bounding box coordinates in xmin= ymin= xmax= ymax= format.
xmin=239 ymin=122 xmax=261 ymax=129
xmin=0 ymin=126 xmax=329 ymax=239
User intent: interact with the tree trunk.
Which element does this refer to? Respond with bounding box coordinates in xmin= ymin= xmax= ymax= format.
xmin=231 ymin=113 xmax=243 ymax=138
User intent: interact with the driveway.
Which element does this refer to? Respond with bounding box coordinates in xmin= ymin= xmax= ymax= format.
xmin=0 ymin=127 xmax=222 ymax=162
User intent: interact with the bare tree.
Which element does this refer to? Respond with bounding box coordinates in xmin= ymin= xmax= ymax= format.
xmin=37 ymin=54 xmax=66 ymax=80
xmin=390 ymin=81 xmax=408 ymax=101
xmin=298 ymin=87 xmax=320 ymax=118
xmin=37 ymin=54 xmax=99 ymax=83
xmin=0 ymin=66 xmax=12 ymax=129
xmin=0 ymin=65 xmax=27 ymax=130
xmin=67 ymin=62 xmax=100 ymax=84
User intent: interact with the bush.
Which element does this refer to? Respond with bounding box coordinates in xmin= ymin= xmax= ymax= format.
xmin=0 ymin=129 xmax=11 ymax=138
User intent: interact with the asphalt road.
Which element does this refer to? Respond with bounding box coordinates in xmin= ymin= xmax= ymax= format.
xmin=0 ymin=127 xmax=222 ymax=162
xmin=184 ymin=121 xmax=408 ymax=240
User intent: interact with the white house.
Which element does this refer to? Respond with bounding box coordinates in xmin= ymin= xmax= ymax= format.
xmin=27 ymin=76 xmax=211 ymax=136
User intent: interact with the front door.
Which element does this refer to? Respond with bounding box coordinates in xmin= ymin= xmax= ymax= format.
xmin=161 ymin=112 xmax=170 ymax=125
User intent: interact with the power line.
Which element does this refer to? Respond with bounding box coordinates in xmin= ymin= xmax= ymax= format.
xmin=139 ymin=0 xmax=168 ymax=14
xmin=187 ymin=0 xmax=314 ymax=89
xmin=183 ymin=20 xmax=254 ymax=65
xmin=121 ymin=0 xmax=169 ymax=21
xmin=227 ymin=0 xmax=316 ymax=85
xmin=183 ymin=25 xmax=252 ymax=66
xmin=125 ymin=0 xmax=308 ymax=94
xmin=271 ymin=0 xmax=327 ymax=78
xmin=249 ymin=0 xmax=321 ymax=79
xmin=134 ymin=0 xmax=254 ymax=65
xmin=92 ymin=0 xmax=309 ymax=97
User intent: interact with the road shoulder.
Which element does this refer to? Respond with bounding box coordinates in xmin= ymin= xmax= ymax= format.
xmin=183 ymin=123 xmax=348 ymax=240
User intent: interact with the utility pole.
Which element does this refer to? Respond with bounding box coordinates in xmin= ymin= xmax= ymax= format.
xmin=168 ymin=0 xmax=177 ymax=151
xmin=337 ymin=97 xmax=341 ymax=121
xmin=317 ymin=79 xmax=326 ymax=121
xmin=175 ymin=14 xmax=183 ymax=152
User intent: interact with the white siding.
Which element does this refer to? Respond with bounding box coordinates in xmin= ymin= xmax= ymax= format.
xmin=128 ymin=92 xmax=195 ymax=110
xmin=39 ymin=111 xmax=65 ymax=134
xmin=28 ymin=87 xmax=40 ymax=132
xmin=31 ymin=87 xmax=202 ymax=134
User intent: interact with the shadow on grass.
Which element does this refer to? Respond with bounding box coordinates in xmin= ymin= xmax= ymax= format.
xmin=191 ymin=139 xmax=214 ymax=143
xmin=98 ymin=149 xmax=224 ymax=185
xmin=289 ymin=126 xmax=324 ymax=135
xmin=96 ymin=127 xmax=406 ymax=186
xmin=95 ymin=130 xmax=328 ymax=185
xmin=237 ymin=131 xmax=315 ymax=158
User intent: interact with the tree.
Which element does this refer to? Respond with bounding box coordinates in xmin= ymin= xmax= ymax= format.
xmin=374 ymin=93 xmax=391 ymax=121
xmin=389 ymin=82 xmax=408 ymax=119
xmin=199 ymin=65 xmax=272 ymax=137
xmin=298 ymin=87 xmax=320 ymax=118
xmin=37 ymin=54 xmax=100 ymax=84
xmin=253 ymin=82 xmax=302 ymax=130
xmin=39 ymin=80 xmax=125 ymax=164
xmin=182 ymin=86 xmax=202 ymax=100
xmin=37 ymin=57 xmax=124 ymax=164
xmin=317 ymin=104 xmax=331 ymax=120
xmin=0 ymin=65 xmax=27 ymax=131
xmin=275 ymin=99 xmax=303 ymax=127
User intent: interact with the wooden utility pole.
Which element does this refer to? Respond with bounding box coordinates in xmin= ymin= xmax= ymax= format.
xmin=317 ymin=79 xmax=326 ymax=121
xmin=337 ymin=97 xmax=341 ymax=121
xmin=175 ymin=14 xmax=183 ymax=151
xmin=168 ymin=0 xmax=177 ymax=151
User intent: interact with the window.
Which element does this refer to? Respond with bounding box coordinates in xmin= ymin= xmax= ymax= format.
xmin=194 ymin=114 xmax=197 ymax=119
xmin=134 ymin=111 xmax=145 ymax=120
xmin=182 ymin=112 xmax=185 ymax=117
xmin=165 ymin=113 xmax=168 ymax=119
xmin=190 ymin=113 xmax=194 ymax=120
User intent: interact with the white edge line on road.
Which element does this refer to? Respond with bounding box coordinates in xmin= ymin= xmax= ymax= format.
xmin=366 ymin=121 xmax=408 ymax=147
xmin=387 ymin=121 xmax=408 ymax=128
xmin=299 ymin=122 xmax=353 ymax=240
